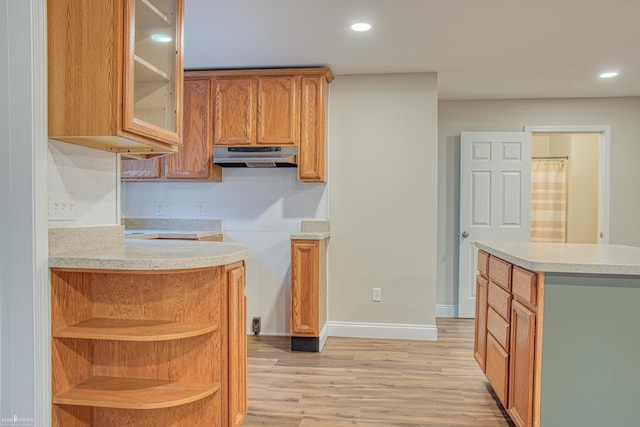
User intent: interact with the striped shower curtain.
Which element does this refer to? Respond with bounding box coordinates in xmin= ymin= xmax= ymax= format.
xmin=530 ymin=159 xmax=568 ymax=242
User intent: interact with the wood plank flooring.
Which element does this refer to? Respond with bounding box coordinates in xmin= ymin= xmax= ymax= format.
xmin=245 ymin=318 xmax=514 ymax=426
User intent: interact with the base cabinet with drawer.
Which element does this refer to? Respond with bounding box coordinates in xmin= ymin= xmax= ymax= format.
xmin=474 ymin=251 xmax=539 ymax=427
xmin=474 ymin=243 xmax=640 ymax=427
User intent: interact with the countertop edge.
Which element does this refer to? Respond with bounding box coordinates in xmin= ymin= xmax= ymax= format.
xmin=474 ymin=241 xmax=640 ymax=276
xmin=49 ymin=240 xmax=249 ymax=271
xmin=125 ymin=229 xmax=224 ymax=239
xmin=290 ymin=232 xmax=330 ymax=240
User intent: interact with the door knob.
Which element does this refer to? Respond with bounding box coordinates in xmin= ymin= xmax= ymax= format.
xmin=461 ymin=231 xmax=469 ymax=238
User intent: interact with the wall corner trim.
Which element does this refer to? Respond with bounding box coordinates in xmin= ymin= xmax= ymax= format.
xmin=436 ymin=304 xmax=458 ymax=318
xmin=327 ymin=321 xmax=438 ymax=341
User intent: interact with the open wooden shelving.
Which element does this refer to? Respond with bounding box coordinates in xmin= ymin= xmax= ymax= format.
xmin=53 ymin=318 xmax=217 ymax=341
xmin=51 ymin=267 xmax=227 ymax=426
xmin=53 ymin=376 xmax=220 ymax=409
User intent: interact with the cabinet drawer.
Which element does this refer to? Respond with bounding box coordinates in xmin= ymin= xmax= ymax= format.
xmin=512 ymin=266 xmax=537 ymax=307
xmin=477 ymin=250 xmax=489 ymax=276
xmin=489 ymin=256 xmax=512 ymax=291
xmin=486 ymin=333 xmax=509 ymax=408
xmin=488 ymin=281 xmax=511 ymax=321
xmin=487 ymin=307 xmax=510 ymax=350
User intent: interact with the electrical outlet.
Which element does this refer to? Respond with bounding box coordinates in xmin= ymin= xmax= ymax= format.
xmin=251 ymin=317 xmax=261 ymax=335
xmin=48 ymin=194 xmax=76 ymax=221
xmin=196 ymin=202 xmax=206 ymax=216
xmin=154 ymin=202 xmax=164 ymax=216
xmin=372 ymin=288 xmax=382 ymax=302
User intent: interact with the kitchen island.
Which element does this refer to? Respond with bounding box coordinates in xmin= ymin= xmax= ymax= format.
xmin=49 ymin=226 xmax=249 ymax=427
xmin=473 ymin=241 xmax=640 ymax=427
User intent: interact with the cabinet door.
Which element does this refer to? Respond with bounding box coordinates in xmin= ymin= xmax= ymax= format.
xmin=298 ymin=75 xmax=327 ymax=182
xmin=122 ymin=0 xmax=183 ymax=146
xmin=214 ymin=77 xmax=256 ymax=145
xmin=486 ymin=333 xmax=509 ymax=408
xmin=290 ymin=240 xmax=319 ymax=336
xmin=256 ymin=76 xmax=298 ymax=145
xmin=121 ymin=157 xmax=162 ymax=180
xmin=228 ymin=264 xmax=247 ymax=427
xmin=165 ymin=79 xmax=221 ymax=181
xmin=474 ymin=275 xmax=488 ymax=372
xmin=508 ymin=300 xmax=536 ymax=427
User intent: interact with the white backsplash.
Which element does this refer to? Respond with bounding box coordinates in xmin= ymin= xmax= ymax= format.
xmin=122 ymin=167 xmax=329 ymax=335
xmin=122 ymin=168 xmax=328 ymax=232
xmin=48 ymin=140 xmax=119 ymax=227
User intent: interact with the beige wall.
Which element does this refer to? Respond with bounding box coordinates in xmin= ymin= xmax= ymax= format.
xmin=568 ymin=134 xmax=599 ymax=243
xmin=328 ymin=73 xmax=439 ymax=331
xmin=438 ymin=97 xmax=640 ymax=307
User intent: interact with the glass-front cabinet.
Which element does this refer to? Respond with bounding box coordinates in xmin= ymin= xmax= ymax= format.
xmin=48 ymin=0 xmax=184 ymax=156
xmin=124 ymin=0 xmax=182 ymax=144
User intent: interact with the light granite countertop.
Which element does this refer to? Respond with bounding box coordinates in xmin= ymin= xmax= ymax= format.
xmin=49 ymin=225 xmax=247 ymax=271
xmin=123 ymin=218 xmax=223 ymax=240
xmin=290 ymin=231 xmax=330 ymax=240
xmin=124 ymin=229 xmax=223 ymax=240
xmin=290 ymin=220 xmax=330 ymax=240
xmin=474 ymin=241 xmax=640 ymax=275
xmin=50 ymin=239 xmax=248 ymax=271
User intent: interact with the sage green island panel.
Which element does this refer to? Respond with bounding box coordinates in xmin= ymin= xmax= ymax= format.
xmin=541 ymin=273 xmax=640 ymax=427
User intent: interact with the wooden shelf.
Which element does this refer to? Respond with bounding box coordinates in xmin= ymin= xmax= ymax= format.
xmin=53 ymin=376 xmax=219 ymax=409
xmin=135 ymin=55 xmax=170 ymax=82
xmin=53 ymin=318 xmax=217 ymax=341
xmin=138 ymin=0 xmax=171 ymax=29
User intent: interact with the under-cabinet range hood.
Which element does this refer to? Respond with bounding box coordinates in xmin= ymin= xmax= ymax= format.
xmin=213 ymin=147 xmax=297 ymax=168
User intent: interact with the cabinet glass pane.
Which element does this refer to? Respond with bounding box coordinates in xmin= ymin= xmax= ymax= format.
xmin=132 ymin=0 xmax=177 ymax=132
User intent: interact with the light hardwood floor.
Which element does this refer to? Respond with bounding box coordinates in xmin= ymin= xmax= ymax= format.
xmin=245 ymin=318 xmax=514 ymax=426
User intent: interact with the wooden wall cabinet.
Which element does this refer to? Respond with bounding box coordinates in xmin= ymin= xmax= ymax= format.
xmin=48 ymin=0 xmax=184 ymax=156
xmin=297 ymin=75 xmax=328 ymax=182
xmin=290 ymin=238 xmax=327 ymax=352
xmin=186 ymin=68 xmax=333 ymax=183
xmin=214 ymin=76 xmax=299 ymax=146
xmin=474 ymin=252 xmax=539 ymax=427
xmin=122 ymin=78 xmax=222 ymax=181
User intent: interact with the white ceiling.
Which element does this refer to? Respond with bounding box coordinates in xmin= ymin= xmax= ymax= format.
xmin=183 ymin=0 xmax=640 ymax=100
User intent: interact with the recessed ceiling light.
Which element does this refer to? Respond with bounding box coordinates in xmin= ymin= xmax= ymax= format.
xmin=151 ymin=34 xmax=172 ymax=43
xmin=351 ymin=22 xmax=372 ymax=32
xmin=599 ymin=71 xmax=619 ymax=78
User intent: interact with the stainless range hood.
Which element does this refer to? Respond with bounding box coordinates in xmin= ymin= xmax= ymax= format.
xmin=213 ymin=146 xmax=297 ymax=168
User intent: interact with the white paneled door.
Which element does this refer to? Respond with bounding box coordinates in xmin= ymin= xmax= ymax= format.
xmin=458 ymin=131 xmax=531 ymax=318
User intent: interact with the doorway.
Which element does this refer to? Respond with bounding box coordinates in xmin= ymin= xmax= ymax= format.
xmin=524 ymin=125 xmax=610 ymax=244
xmin=457 ymin=126 xmax=611 ymax=318
xmin=531 ymin=133 xmax=599 ymax=243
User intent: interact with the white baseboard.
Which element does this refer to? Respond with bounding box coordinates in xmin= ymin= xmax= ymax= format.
xmin=436 ymin=304 xmax=458 ymax=318
xmin=327 ymin=321 xmax=438 ymax=341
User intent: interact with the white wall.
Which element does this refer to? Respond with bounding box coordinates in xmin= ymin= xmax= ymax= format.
xmin=122 ymin=169 xmax=328 ymax=335
xmin=438 ymin=97 xmax=640 ymax=307
xmin=1 ymin=0 xmax=48 ymax=423
xmin=48 ymin=141 xmax=120 ymax=227
xmin=327 ymin=73 xmax=439 ymax=339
